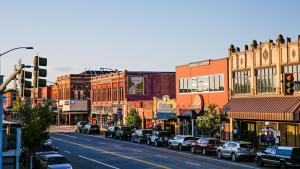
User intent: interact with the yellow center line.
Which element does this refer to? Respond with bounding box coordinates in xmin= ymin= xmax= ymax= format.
xmin=52 ymin=136 xmax=172 ymax=169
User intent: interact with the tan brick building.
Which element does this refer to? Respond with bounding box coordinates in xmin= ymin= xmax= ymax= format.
xmin=222 ymin=35 xmax=300 ymax=147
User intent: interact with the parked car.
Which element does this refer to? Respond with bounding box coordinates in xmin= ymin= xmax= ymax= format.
xmin=105 ymin=126 xmax=118 ymax=138
xmin=74 ymin=121 xmax=88 ymax=133
xmin=40 ymin=153 xmax=72 ymax=169
xmin=115 ymin=126 xmax=132 ymax=140
xmin=81 ymin=124 xmax=100 ymax=134
xmin=191 ymin=137 xmax=221 ymax=155
xmin=216 ymin=141 xmax=256 ymax=162
xmin=147 ymin=131 xmax=171 ymax=147
xmin=33 ymin=145 xmax=59 ymax=169
xmin=131 ymin=129 xmax=153 ymax=143
xmin=168 ymin=135 xmax=195 ymax=151
xmin=256 ymin=146 xmax=300 ymax=169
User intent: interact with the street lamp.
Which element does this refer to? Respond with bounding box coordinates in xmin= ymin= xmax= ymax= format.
xmin=0 ymin=46 xmax=34 ymax=169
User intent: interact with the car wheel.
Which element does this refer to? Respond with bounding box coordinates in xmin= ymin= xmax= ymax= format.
xmin=217 ymin=151 xmax=223 ymax=159
xmin=202 ymin=149 xmax=206 ymax=155
xmin=168 ymin=143 xmax=172 ymax=149
xmin=280 ymin=161 xmax=287 ymax=169
xmin=154 ymin=141 xmax=158 ymax=147
xmin=231 ymin=153 xmax=237 ymax=162
xmin=191 ymin=147 xmax=195 ymax=154
xmin=256 ymin=157 xmax=264 ymax=167
xmin=178 ymin=144 xmax=183 ymax=151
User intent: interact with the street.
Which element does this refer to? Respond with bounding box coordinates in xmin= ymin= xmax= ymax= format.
xmin=49 ymin=126 xmax=276 ymax=169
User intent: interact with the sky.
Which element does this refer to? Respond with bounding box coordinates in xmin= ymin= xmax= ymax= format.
xmin=0 ymin=0 xmax=300 ymax=84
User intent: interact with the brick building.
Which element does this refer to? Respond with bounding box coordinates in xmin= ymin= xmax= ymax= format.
xmin=222 ymin=35 xmax=300 ymax=147
xmin=176 ymin=58 xmax=229 ymax=136
xmin=91 ymin=71 xmax=175 ymax=128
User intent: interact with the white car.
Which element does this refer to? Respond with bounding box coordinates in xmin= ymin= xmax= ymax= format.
xmin=168 ymin=135 xmax=195 ymax=151
xmin=40 ymin=153 xmax=72 ymax=169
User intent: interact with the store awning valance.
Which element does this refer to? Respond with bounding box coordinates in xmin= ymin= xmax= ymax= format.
xmin=156 ymin=112 xmax=174 ymax=120
xmin=221 ymin=96 xmax=300 ymax=121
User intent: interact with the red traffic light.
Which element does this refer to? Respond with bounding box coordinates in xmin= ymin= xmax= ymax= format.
xmin=287 ymin=75 xmax=294 ymax=81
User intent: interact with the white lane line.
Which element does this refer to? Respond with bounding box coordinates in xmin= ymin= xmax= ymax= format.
xmin=97 ymin=141 xmax=105 ymax=144
xmin=155 ymin=155 xmax=168 ymax=159
xmin=185 ymin=161 xmax=200 ymax=166
xmin=131 ymin=149 xmax=142 ymax=153
xmin=78 ymin=155 xmax=120 ymax=169
xmin=52 ymin=133 xmax=77 ymax=139
xmin=85 ymin=139 xmax=91 ymax=142
xmin=114 ymin=145 xmax=121 ymax=148
xmin=64 ymin=150 xmax=71 ymax=154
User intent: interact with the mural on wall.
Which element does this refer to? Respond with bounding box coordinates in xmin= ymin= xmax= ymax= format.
xmin=127 ymin=76 xmax=145 ymax=95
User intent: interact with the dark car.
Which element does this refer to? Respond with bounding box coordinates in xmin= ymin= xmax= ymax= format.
xmin=256 ymin=146 xmax=300 ymax=169
xmin=115 ymin=126 xmax=132 ymax=140
xmin=191 ymin=138 xmax=221 ymax=155
xmin=147 ymin=131 xmax=171 ymax=147
xmin=105 ymin=126 xmax=118 ymax=138
xmin=74 ymin=121 xmax=88 ymax=133
xmin=131 ymin=129 xmax=153 ymax=143
xmin=81 ymin=124 xmax=100 ymax=134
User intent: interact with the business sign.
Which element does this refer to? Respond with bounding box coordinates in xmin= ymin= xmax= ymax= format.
xmin=193 ymin=94 xmax=204 ymax=114
xmin=127 ymin=76 xmax=144 ymax=95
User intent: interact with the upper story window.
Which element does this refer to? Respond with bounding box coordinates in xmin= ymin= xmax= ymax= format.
xmin=256 ymin=67 xmax=276 ymax=94
xmin=233 ymin=70 xmax=251 ymax=95
xmin=178 ymin=74 xmax=224 ymax=94
xmin=284 ymin=64 xmax=300 ymax=93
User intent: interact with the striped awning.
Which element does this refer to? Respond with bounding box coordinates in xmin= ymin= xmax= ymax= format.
xmin=221 ymin=96 xmax=300 ymax=121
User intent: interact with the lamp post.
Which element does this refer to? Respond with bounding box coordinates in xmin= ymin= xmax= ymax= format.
xmin=0 ymin=46 xmax=34 ymax=169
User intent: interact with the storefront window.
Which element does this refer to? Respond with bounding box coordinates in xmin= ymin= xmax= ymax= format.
xmin=256 ymin=67 xmax=276 ymax=94
xmin=233 ymin=70 xmax=251 ymax=95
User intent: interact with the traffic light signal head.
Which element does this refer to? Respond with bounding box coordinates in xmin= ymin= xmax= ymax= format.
xmin=284 ymin=73 xmax=295 ymax=95
xmin=33 ymin=56 xmax=47 ymax=88
xmin=20 ymin=70 xmax=32 ymax=97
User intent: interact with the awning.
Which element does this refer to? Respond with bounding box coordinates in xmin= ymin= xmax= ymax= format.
xmin=221 ymin=96 xmax=300 ymax=121
xmin=156 ymin=112 xmax=174 ymax=120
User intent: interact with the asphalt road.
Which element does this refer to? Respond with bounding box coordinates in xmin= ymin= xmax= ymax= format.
xmin=50 ymin=127 xmax=276 ymax=169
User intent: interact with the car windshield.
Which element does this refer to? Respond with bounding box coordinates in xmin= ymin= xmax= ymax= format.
xmin=240 ymin=144 xmax=253 ymax=148
xmin=208 ymin=140 xmax=220 ymax=144
xmin=47 ymin=157 xmax=68 ymax=165
xmin=37 ymin=145 xmax=56 ymax=152
xmin=143 ymin=130 xmax=152 ymax=135
xmin=91 ymin=125 xmax=99 ymax=128
xmin=159 ymin=132 xmax=170 ymax=137
xmin=184 ymin=137 xmax=195 ymax=141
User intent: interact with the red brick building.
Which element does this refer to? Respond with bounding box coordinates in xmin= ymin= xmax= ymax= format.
xmin=176 ymin=58 xmax=229 ymax=136
xmin=91 ymin=71 xmax=175 ymax=128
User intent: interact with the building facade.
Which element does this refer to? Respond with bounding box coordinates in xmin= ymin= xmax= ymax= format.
xmin=222 ymin=35 xmax=300 ymax=147
xmin=90 ymin=71 xmax=176 ymax=128
xmin=176 ymin=58 xmax=229 ymax=136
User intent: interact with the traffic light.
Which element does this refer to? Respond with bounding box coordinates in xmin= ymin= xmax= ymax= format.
xmin=20 ymin=70 xmax=32 ymax=97
xmin=33 ymin=56 xmax=47 ymax=88
xmin=284 ymin=73 xmax=294 ymax=95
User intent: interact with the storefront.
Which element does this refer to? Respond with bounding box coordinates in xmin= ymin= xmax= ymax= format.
xmin=222 ymin=97 xmax=300 ymax=148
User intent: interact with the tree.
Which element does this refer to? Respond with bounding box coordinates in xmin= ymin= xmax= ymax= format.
xmin=13 ymin=99 xmax=53 ymax=167
xmin=196 ymin=104 xmax=221 ymax=137
xmin=126 ymin=108 xmax=142 ymax=129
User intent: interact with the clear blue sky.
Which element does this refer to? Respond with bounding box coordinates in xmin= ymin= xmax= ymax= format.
xmin=0 ymin=0 xmax=299 ymax=83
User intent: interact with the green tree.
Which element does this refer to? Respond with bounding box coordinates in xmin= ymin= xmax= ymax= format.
xmin=13 ymin=99 xmax=53 ymax=166
xmin=196 ymin=104 xmax=221 ymax=137
xmin=126 ymin=109 xmax=142 ymax=129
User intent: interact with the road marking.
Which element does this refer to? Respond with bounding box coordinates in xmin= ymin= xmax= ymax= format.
xmin=131 ymin=149 xmax=142 ymax=153
xmin=52 ymin=133 xmax=77 ymax=139
xmin=79 ymin=155 xmax=120 ymax=169
xmin=155 ymin=155 xmax=168 ymax=159
xmin=114 ymin=145 xmax=121 ymax=148
xmin=97 ymin=141 xmax=105 ymax=144
xmin=64 ymin=150 xmax=71 ymax=154
xmin=85 ymin=139 xmax=91 ymax=142
xmin=185 ymin=161 xmax=200 ymax=166
xmin=88 ymin=136 xmax=259 ymax=169
xmin=52 ymin=137 xmax=171 ymax=169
